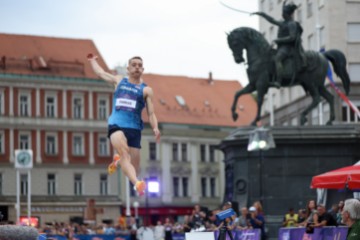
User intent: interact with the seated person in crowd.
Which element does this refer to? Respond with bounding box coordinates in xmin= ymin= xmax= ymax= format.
xmin=282 ymin=208 xmax=298 ymax=228
xmin=313 ymin=204 xmax=337 ymax=227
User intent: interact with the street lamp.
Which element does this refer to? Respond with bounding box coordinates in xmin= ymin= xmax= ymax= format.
xmin=133 ymin=201 xmax=139 ymax=226
xmin=145 ymin=178 xmax=160 ymax=226
xmin=247 ymin=127 xmax=275 ymax=152
xmin=247 ymin=127 xmax=275 ymax=210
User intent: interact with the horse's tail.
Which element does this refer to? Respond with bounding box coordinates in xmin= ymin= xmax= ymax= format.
xmin=323 ymin=49 xmax=351 ymax=95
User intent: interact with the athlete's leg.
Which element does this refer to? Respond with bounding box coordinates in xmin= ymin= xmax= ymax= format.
xmin=129 ymin=147 xmax=140 ymax=175
xmin=109 ymin=131 xmax=138 ymax=185
xmin=129 ymin=147 xmax=146 ymax=194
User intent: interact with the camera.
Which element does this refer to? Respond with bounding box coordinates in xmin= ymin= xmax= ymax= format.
xmin=305 ymin=223 xmax=314 ymax=234
xmin=216 ymin=208 xmax=235 ymax=221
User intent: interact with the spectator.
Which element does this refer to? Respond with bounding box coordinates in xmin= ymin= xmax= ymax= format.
xmin=137 ymin=225 xmax=155 ymax=240
xmin=299 ymin=199 xmax=317 ymax=227
xmin=338 ymin=200 xmax=345 ymax=225
xmin=253 ymin=201 xmax=264 ymax=216
xmin=328 ymin=203 xmax=339 ymax=221
xmin=313 ymin=204 xmax=337 ymax=227
xmin=282 ymin=208 xmax=298 ymax=227
xmin=341 ymin=198 xmax=360 ymax=240
xmin=164 ymin=217 xmax=173 ymax=240
xmin=249 ymin=206 xmax=266 ymax=240
xmin=154 ymin=221 xmax=165 ymax=240
xmin=236 ymin=207 xmax=251 ymax=230
xmin=182 ymin=215 xmax=192 ymax=233
xmin=217 ymin=202 xmax=237 ymax=231
xmin=190 ymin=204 xmax=206 ymax=230
xmin=103 ymin=223 xmax=116 ymax=234
xmin=297 ymin=209 xmax=307 ymax=225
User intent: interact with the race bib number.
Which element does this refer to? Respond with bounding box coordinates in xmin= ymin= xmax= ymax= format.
xmin=116 ymin=93 xmax=137 ymax=111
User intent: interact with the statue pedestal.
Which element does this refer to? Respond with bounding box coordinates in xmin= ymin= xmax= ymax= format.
xmin=219 ymin=125 xmax=360 ymax=238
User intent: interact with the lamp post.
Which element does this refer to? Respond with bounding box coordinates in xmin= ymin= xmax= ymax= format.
xmin=145 ymin=178 xmax=160 ymax=226
xmin=247 ymin=127 xmax=275 ymax=210
xmin=133 ymin=201 xmax=139 ymax=226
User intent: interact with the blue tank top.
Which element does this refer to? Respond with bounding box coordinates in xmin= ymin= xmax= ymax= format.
xmin=108 ymin=78 xmax=147 ymax=130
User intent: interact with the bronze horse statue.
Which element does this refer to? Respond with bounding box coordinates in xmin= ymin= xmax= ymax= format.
xmin=228 ymin=27 xmax=350 ymax=126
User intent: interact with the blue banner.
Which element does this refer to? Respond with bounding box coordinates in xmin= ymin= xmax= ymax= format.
xmin=39 ymin=234 xmax=131 ymax=240
xmin=214 ymin=229 xmax=261 ymax=240
xmin=278 ymin=227 xmax=348 ymax=240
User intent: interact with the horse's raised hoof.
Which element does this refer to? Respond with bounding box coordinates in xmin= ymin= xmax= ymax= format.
xmin=232 ymin=113 xmax=238 ymax=121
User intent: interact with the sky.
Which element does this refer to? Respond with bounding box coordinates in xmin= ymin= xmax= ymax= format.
xmin=1 ymin=0 xmax=259 ymax=86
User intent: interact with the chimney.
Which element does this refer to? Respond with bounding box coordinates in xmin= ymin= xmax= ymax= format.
xmin=208 ymin=71 xmax=214 ymax=85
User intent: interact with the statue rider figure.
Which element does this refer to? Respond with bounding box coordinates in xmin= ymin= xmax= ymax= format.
xmin=252 ymin=1 xmax=307 ymax=88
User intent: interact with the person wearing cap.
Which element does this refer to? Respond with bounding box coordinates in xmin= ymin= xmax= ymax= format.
xmin=249 ymin=206 xmax=267 ymax=240
xmin=341 ymin=199 xmax=360 ymax=240
xmin=251 ymin=0 xmax=306 ymax=88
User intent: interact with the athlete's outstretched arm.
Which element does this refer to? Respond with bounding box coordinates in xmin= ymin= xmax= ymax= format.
xmin=144 ymin=87 xmax=161 ymax=143
xmin=87 ymin=54 xmax=120 ymax=86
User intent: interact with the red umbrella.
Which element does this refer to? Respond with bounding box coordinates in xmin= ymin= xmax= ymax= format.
xmin=311 ymin=164 xmax=360 ymax=189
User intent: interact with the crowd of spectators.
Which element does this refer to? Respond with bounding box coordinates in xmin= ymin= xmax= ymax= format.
xmin=3 ymin=198 xmax=360 ymax=240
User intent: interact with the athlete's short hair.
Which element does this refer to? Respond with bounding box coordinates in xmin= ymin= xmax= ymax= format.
xmin=128 ymin=56 xmax=143 ymax=65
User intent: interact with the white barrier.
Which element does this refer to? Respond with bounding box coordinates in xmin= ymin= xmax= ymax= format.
xmin=185 ymin=232 xmax=214 ymax=240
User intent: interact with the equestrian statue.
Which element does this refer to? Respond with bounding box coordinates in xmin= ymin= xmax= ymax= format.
xmin=228 ymin=1 xmax=350 ymax=126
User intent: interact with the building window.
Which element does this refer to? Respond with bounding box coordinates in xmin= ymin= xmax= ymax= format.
xmin=296 ymin=5 xmax=302 ymax=23
xmin=98 ymin=98 xmax=108 ymax=120
xmin=200 ymin=144 xmax=206 ymax=162
xmin=21 ymin=173 xmax=28 ymax=196
xmin=0 ymin=173 xmax=2 ymax=195
xmin=260 ymin=0 xmax=265 ymax=12
xmin=182 ymin=177 xmax=188 ymax=197
xmin=149 ymin=142 xmax=156 ymax=160
xmin=173 ymin=177 xmax=179 ymax=197
xmin=210 ymin=177 xmax=216 ymax=197
xmin=73 ymin=97 xmax=83 ymax=119
xmin=98 ymin=136 xmax=109 ymax=156
xmin=47 ymin=173 xmax=56 ymax=195
xmin=46 ymin=95 xmax=56 ymax=118
xmin=181 ymin=143 xmax=187 ymax=162
xmin=19 ymin=134 xmax=30 ymax=149
xmin=269 ymin=0 xmax=273 ymax=11
xmin=19 ymin=94 xmax=30 ymax=117
xmin=348 ymin=23 xmax=360 ymax=42
xmin=201 ymin=177 xmax=207 ymax=197
xmin=172 ymin=143 xmax=178 ymax=161
xmin=0 ymin=89 xmax=4 ymax=115
xmin=209 ymin=145 xmax=216 ymax=162
xmin=46 ymin=134 xmax=57 ymax=155
xmin=349 ymin=63 xmax=360 ymax=82
xmin=73 ymin=135 xmax=84 ymax=156
xmin=100 ymin=174 xmax=108 ymax=195
xmin=74 ymin=174 xmax=82 ymax=195
xmin=307 ymin=0 xmax=313 ymax=18
xmin=0 ymin=132 xmax=3 ymax=154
